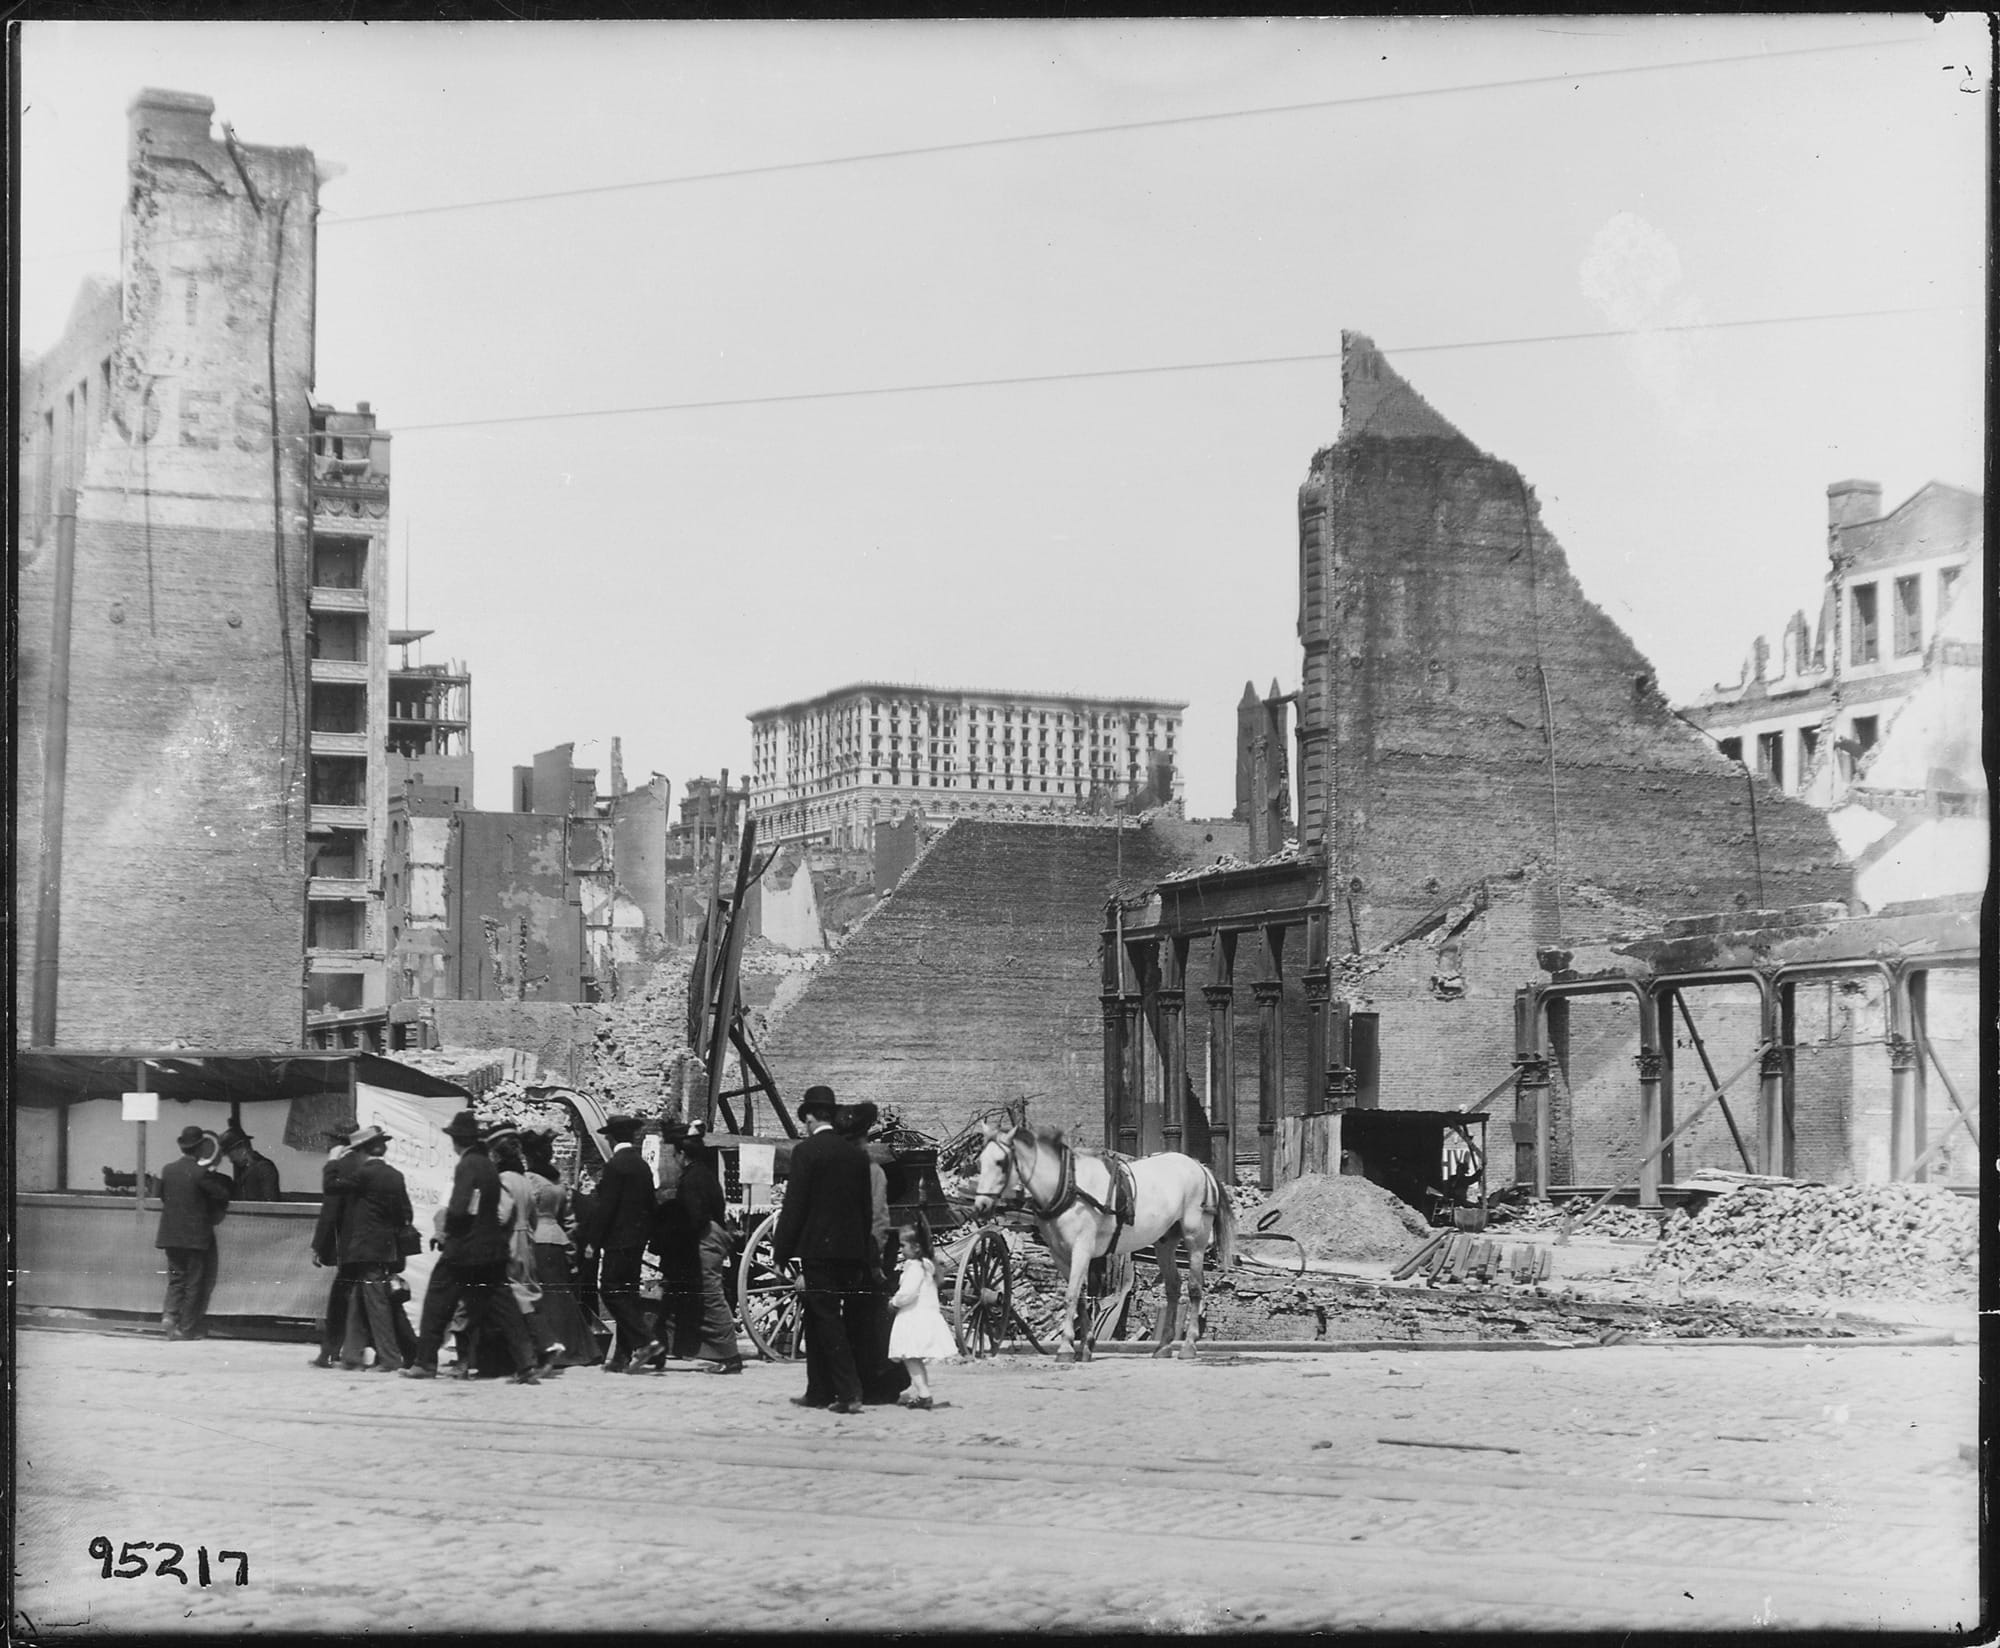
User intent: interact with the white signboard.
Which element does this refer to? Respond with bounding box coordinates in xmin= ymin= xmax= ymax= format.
xmin=738 ymin=1142 xmax=776 ymax=1186
xmin=120 ymin=1092 xmax=159 ymax=1121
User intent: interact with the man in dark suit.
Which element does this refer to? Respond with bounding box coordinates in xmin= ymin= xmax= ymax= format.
xmin=588 ymin=1113 xmax=658 ymax=1372
xmin=834 ymin=1101 xmax=908 ymax=1405
xmin=218 ymin=1126 xmax=282 ymax=1201
xmin=336 ymin=1125 xmax=416 ymax=1371
xmin=772 ymin=1085 xmax=874 ymax=1414
xmin=309 ymin=1120 xmax=361 ymax=1368
xmin=402 ymin=1110 xmax=541 ymax=1383
xmin=155 ymin=1125 xmax=233 ymax=1340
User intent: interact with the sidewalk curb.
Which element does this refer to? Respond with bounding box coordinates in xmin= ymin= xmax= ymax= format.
xmin=992 ymin=1328 xmax=1965 ymax=1357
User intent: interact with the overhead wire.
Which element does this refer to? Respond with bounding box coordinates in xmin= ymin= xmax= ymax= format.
xmin=21 ymin=31 xmax=1938 ymax=265
xmin=387 ymin=305 xmax=1951 ymax=435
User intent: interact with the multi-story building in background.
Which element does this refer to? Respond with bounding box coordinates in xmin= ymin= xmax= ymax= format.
xmin=387 ymin=629 xmax=474 ymax=803
xmin=16 ymin=89 xmax=325 ymax=1048
xmin=1681 ymin=478 xmax=1982 ymax=810
xmin=748 ymin=682 xmax=1187 ymax=850
xmin=304 ymin=402 xmax=393 ymax=1031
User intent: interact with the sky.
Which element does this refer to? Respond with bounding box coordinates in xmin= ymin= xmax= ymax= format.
xmin=18 ymin=17 xmax=1988 ymax=818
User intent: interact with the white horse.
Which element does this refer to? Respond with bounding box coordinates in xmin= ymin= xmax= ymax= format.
xmin=970 ymin=1123 xmax=1235 ymax=1361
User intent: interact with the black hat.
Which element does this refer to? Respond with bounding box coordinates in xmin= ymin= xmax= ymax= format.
xmin=798 ymin=1085 xmax=838 ymax=1120
xmin=442 ymin=1110 xmax=483 ymax=1143
xmin=481 ymin=1118 xmax=522 ymax=1146
xmin=217 ymin=1126 xmax=253 ymax=1152
xmin=602 ymin=1114 xmax=643 ymax=1142
xmin=177 ymin=1125 xmax=208 ymax=1151
xmin=837 ymin=1101 xmax=880 ymax=1135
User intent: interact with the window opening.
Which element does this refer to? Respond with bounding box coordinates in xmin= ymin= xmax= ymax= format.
xmin=1892 ymin=575 xmax=1922 ymax=656
xmin=1849 ymin=584 xmax=1879 ymax=664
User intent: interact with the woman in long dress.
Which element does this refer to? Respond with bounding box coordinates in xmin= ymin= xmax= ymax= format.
xmin=522 ymin=1130 xmax=602 ymax=1367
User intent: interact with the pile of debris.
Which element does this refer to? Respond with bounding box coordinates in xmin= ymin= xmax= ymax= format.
xmin=1246 ymin=1173 xmax=1432 ymax=1263
xmin=1488 ymin=1197 xmax=1664 ymax=1241
xmin=577 ymin=956 xmax=697 ymax=1117
xmin=1224 ymin=1180 xmax=1269 ymax=1218
xmin=1648 ymin=1181 xmax=1977 ymax=1300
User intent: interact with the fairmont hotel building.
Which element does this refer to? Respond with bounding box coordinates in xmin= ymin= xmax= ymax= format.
xmin=749 ymin=682 xmax=1186 ymax=850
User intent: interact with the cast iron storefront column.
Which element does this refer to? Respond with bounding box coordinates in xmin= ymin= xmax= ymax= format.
xmin=1635 ymin=989 xmax=1665 ymax=1209
xmin=1761 ymin=986 xmax=1790 ymax=1176
xmin=1254 ymin=979 xmax=1284 ymax=1191
xmin=1099 ymin=901 xmax=1125 ymax=1150
xmin=1887 ymin=968 xmax=1920 ymax=1181
xmin=1203 ymin=981 xmax=1235 ymax=1178
xmin=1158 ymin=939 xmax=1188 ymax=1156
xmin=1120 ymin=989 xmax=1145 ymax=1158
xmin=1512 ymin=987 xmax=1550 ymax=1196
xmin=1100 ymin=992 xmax=1125 ymax=1152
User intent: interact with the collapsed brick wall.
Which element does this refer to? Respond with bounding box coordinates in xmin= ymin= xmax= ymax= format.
xmin=760 ymin=820 xmax=1238 ymax=1143
xmin=1297 ymin=334 xmax=1850 ymax=958
xmin=14 ymin=94 xmax=321 ymax=1047
xmin=430 ymin=1000 xmax=600 ymax=1088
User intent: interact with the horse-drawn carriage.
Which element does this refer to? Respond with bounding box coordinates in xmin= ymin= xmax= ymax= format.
xmin=662 ymin=816 xmax=1026 ymax=1361
xmin=666 ymin=815 xmax=1235 ymax=1365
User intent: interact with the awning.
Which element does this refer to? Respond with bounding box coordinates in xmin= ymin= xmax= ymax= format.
xmin=11 ymin=1049 xmax=476 ymax=1109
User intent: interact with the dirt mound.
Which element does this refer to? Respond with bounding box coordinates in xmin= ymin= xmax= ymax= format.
xmin=1649 ymin=1181 xmax=1977 ymax=1300
xmin=1252 ymin=1173 xmax=1433 ymax=1263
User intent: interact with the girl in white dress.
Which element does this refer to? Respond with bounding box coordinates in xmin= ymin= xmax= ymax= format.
xmin=887 ymin=1224 xmax=957 ymax=1409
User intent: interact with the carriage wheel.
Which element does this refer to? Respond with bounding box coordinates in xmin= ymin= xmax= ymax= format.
xmin=737 ymin=1210 xmax=806 ymax=1362
xmin=952 ymin=1229 xmax=1013 ymax=1358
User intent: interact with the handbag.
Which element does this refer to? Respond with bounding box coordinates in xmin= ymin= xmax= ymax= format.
xmin=396 ymin=1223 xmax=423 ymax=1258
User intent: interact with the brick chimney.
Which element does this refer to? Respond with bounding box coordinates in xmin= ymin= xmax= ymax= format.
xmin=1827 ymin=479 xmax=1883 ymax=533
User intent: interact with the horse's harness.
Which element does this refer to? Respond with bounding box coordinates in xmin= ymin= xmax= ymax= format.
xmin=998 ymin=1134 xmax=1136 ymax=1235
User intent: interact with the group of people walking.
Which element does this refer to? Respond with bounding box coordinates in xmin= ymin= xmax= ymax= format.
xmin=154 ymin=1083 xmax=958 ymax=1412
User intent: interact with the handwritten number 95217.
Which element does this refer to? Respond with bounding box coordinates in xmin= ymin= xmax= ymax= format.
xmin=88 ymin=1538 xmax=248 ymax=1586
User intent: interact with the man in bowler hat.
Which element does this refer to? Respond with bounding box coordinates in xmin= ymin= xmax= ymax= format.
xmin=403 ymin=1110 xmax=542 ymax=1383
xmin=587 ymin=1113 xmax=659 ymax=1371
xmin=155 ymin=1125 xmax=233 ymax=1339
xmin=335 ymin=1125 xmax=416 ymax=1370
xmin=833 ymin=1100 xmax=908 ymax=1404
xmin=218 ymin=1125 xmax=282 ymax=1201
xmin=772 ymin=1085 xmax=875 ymax=1413
xmin=310 ymin=1120 xmax=362 ymax=1368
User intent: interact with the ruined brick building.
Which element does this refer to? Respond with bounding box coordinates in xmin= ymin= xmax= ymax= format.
xmin=1681 ymin=477 xmax=1984 ymax=911
xmin=1096 ymin=334 xmax=1862 ymax=1190
xmin=1682 ymin=479 xmax=1981 ymax=809
xmin=1297 ymin=334 xmax=1847 ymax=950
xmin=381 ymin=741 xmax=686 ymax=1042
xmin=757 ymin=812 xmax=1251 ymax=1141
xmin=17 ymin=90 xmax=331 ymax=1046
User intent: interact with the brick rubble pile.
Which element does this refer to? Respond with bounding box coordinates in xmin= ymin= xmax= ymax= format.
xmin=1491 ymin=1199 xmax=1663 ymax=1240
xmin=578 ymin=955 xmax=697 ymax=1117
xmin=1648 ymin=1181 xmax=1977 ymax=1300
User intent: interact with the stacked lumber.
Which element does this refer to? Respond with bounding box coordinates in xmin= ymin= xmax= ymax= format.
xmin=1649 ymin=1181 xmax=1976 ymax=1299
xmin=1391 ymin=1231 xmax=1552 ymax=1285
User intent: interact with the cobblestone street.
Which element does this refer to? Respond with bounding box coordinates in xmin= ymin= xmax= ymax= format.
xmin=12 ymin=1325 xmax=1980 ymax=1635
